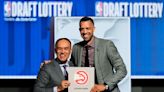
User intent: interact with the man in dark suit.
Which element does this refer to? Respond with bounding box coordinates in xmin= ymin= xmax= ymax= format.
xmin=70 ymin=16 xmax=127 ymax=92
xmin=34 ymin=38 xmax=73 ymax=92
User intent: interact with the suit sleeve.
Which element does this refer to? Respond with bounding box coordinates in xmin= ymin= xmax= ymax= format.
xmin=105 ymin=40 xmax=127 ymax=91
xmin=33 ymin=64 xmax=57 ymax=92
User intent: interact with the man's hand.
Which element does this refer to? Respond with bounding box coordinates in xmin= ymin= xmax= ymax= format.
xmin=90 ymin=84 xmax=106 ymax=92
xmin=57 ymin=80 xmax=70 ymax=92
xmin=40 ymin=60 xmax=52 ymax=68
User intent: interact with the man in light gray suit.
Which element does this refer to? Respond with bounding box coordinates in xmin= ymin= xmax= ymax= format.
xmin=70 ymin=16 xmax=127 ymax=92
xmin=34 ymin=38 xmax=73 ymax=92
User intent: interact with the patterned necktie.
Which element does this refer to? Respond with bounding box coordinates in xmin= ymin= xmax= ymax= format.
xmin=63 ymin=65 xmax=68 ymax=80
xmin=85 ymin=46 xmax=89 ymax=67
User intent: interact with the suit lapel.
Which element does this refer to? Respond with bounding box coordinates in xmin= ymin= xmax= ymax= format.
xmin=94 ymin=38 xmax=104 ymax=83
xmin=94 ymin=37 xmax=99 ymax=65
xmin=78 ymin=46 xmax=83 ymax=66
xmin=52 ymin=61 xmax=65 ymax=80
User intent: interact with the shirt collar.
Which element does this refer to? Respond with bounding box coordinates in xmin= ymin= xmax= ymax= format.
xmin=60 ymin=62 xmax=69 ymax=67
xmin=55 ymin=58 xmax=69 ymax=66
xmin=85 ymin=36 xmax=95 ymax=48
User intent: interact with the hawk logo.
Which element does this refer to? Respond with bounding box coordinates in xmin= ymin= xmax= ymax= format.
xmin=74 ymin=71 xmax=88 ymax=85
xmin=95 ymin=2 xmax=103 ymax=16
xmin=4 ymin=1 xmax=12 ymax=17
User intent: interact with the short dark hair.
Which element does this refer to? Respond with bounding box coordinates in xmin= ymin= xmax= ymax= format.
xmin=55 ymin=38 xmax=71 ymax=48
xmin=79 ymin=16 xmax=94 ymax=26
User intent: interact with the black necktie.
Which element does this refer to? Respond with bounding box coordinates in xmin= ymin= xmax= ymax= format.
xmin=63 ymin=65 xmax=68 ymax=80
xmin=85 ymin=46 xmax=89 ymax=67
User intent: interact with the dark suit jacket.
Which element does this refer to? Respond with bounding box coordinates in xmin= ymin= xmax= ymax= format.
xmin=70 ymin=37 xmax=127 ymax=92
xmin=33 ymin=59 xmax=73 ymax=92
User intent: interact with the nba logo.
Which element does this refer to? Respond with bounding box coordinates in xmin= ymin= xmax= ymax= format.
xmin=95 ymin=2 xmax=103 ymax=16
xmin=4 ymin=1 xmax=11 ymax=17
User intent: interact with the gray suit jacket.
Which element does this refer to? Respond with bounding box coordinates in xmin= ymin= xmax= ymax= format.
xmin=33 ymin=59 xmax=73 ymax=92
xmin=70 ymin=37 xmax=127 ymax=92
